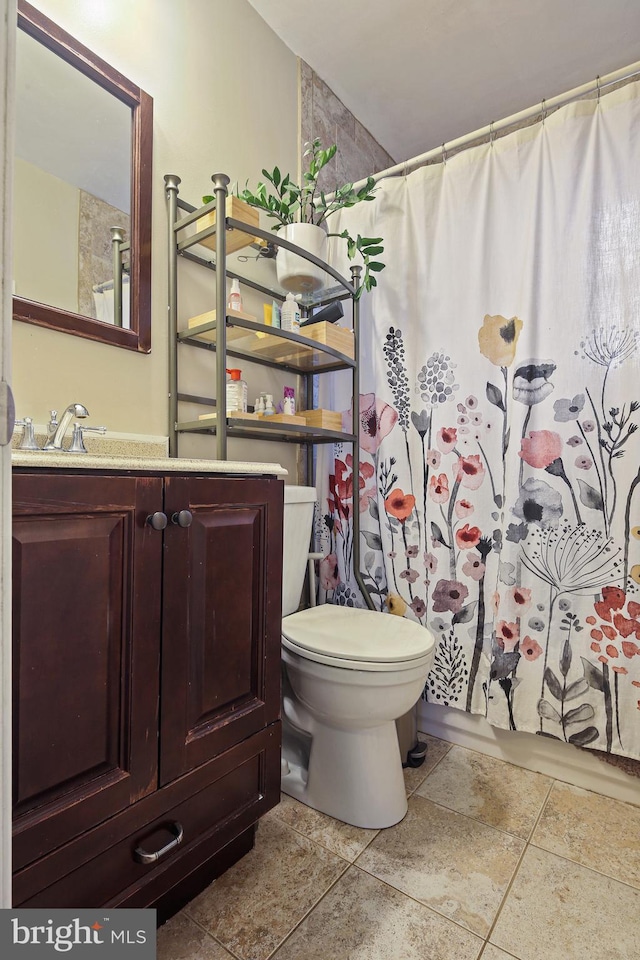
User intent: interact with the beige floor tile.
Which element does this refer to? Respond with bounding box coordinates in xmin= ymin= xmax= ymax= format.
xmin=415 ymin=745 xmax=552 ymax=839
xmin=480 ymin=947 xmax=519 ymax=960
xmin=532 ymin=781 xmax=640 ymax=888
xmin=270 ymin=793 xmax=379 ymax=861
xmin=272 ymin=865 xmax=483 ymax=960
xmin=403 ymin=733 xmax=452 ymax=795
xmin=157 ymin=914 xmax=235 ymax=960
xmin=356 ymin=794 xmax=524 ymax=937
xmin=490 ymin=845 xmax=640 ymax=960
xmin=185 ymin=816 xmax=347 ymax=960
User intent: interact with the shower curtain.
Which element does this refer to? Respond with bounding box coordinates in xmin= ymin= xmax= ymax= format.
xmin=316 ymin=80 xmax=640 ymax=761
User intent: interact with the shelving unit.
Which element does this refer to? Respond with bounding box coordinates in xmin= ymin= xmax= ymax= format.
xmin=164 ymin=173 xmax=362 ymax=479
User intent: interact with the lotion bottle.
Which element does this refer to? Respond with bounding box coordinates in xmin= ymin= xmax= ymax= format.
xmin=225 ymin=368 xmax=247 ymax=413
xmin=228 ymin=279 xmax=243 ymax=313
xmin=280 ymin=292 xmax=301 ymax=332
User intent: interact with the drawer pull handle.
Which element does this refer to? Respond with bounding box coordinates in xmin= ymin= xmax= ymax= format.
xmin=133 ymin=821 xmax=184 ymax=864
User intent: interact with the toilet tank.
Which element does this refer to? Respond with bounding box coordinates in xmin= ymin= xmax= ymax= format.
xmin=282 ymin=485 xmax=317 ymax=616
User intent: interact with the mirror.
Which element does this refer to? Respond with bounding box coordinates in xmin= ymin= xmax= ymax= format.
xmin=13 ymin=1 xmax=152 ymax=352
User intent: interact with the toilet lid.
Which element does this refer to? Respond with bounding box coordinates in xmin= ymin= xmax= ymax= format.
xmin=282 ymin=605 xmax=434 ymax=664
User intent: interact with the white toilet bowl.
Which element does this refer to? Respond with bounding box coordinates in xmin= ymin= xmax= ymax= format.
xmin=280 ymin=604 xmax=435 ymax=829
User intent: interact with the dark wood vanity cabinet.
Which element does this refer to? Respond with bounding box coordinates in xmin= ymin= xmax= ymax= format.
xmin=11 ymin=469 xmax=283 ymax=916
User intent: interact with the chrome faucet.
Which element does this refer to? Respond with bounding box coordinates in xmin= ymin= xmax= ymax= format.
xmin=43 ymin=403 xmax=89 ymax=450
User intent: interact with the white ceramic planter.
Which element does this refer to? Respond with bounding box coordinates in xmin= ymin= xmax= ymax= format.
xmin=276 ymin=223 xmax=327 ymax=294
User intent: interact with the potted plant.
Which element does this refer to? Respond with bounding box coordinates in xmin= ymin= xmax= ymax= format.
xmin=205 ymin=139 xmax=385 ymax=300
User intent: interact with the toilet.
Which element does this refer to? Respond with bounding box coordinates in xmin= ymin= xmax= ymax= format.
xmin=281 ymin=485 xmax=435 ymax=829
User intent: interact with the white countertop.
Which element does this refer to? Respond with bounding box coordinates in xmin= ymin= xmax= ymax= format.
xmin=12 ymin=450 xmax=287 ymax=476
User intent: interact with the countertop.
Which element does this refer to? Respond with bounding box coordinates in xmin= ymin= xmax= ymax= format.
xmin=12 ymin=450 xmax=287 ymax=476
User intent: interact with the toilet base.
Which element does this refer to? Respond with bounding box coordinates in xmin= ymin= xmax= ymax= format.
xmin=281 ymin=718 xmax=408 ymax=829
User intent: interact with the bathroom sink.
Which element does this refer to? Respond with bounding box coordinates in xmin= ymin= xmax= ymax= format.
xmin=11 ymin=449 xmax=287 ymax=476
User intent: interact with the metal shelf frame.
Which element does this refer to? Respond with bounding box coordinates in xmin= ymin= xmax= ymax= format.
xmin=164 ymin=173 xmax=374 ymax=610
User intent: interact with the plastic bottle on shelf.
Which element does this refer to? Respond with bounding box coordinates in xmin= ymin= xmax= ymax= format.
xmin=280 ymin=292 xmax=301 ymax=332
xmin=263 ymin=394 xmax=275 ymax=416
xmin=228 ymin=278 xmax=243 ymax=313
xmin=225 ymin=368 xmax=247 ymax=413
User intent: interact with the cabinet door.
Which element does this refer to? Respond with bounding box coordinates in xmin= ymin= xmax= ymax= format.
xmin=160 ymin=476 xmax=283 ymax=783
xmin=12 ymin=472 xmax=162 ymax=871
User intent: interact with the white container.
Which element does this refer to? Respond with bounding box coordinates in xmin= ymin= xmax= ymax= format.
xmin=225 ymin=368 xmax=247 ymax=413
xmin=277 ymin=223 xmax=327 ymax=294
xmin=228 ymin=278 xmax=243 ymax=312
xmin=281 ymin=292 xmax=301 ymax=332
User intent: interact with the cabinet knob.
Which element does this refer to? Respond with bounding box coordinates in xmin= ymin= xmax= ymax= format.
xmin=171 ymin=509 xmax=193 ymax=528
xmin=146 ymin=511 xmax=168 ymax=530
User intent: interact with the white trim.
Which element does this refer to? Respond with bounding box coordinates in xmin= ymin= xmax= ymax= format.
xmin=418 ymin=701 xmax=640 ymax=807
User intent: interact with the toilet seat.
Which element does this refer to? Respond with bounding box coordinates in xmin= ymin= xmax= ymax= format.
xmin=282 ymin=605 xmax=434 ymax=671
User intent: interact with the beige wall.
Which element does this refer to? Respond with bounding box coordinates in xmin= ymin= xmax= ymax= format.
xmin=14 ymin=157 xmax=79 ymax=311
xmin=13 ymin=0 xmax=299 ymax=474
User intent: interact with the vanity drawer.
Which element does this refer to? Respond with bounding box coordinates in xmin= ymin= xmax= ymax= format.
xmin=14 ymin=724 xmax=281 ymax=909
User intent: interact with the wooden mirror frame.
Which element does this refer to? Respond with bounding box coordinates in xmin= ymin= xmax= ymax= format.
xmin=14 ymin=1 xmax=152 ymax=352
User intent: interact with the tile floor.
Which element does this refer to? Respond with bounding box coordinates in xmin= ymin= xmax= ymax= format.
xmin=157 ymin=734 xmax=640 ymax=960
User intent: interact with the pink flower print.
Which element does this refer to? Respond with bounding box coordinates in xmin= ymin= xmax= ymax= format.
xmin=519 ymin=430 xmax=563 ymax=469
xmin=521 ymin=636 xmax=543 ymax=661
xmin=429 ymin=473 xmax=450 ymax=503
xmin=400 ymin=568 xmax=420 ymax=584
xmin=405 ymin=544 xmax=419 ymax=558
xmin=455 ymin=524 xmax=482 ymax=549
xmin=471 ymin=412 xmax=483 ymax=426
xmin=424 ymin=552 xmax=438 ymax=574
xmin=582 ymin=420 xmax=596 ymax=433
xmin=426 ymin=449 xmax=441 ymax=470
xmin=343 ymin=393 xmax=398 ymax=454
xmin=432 ymin=579 xmax=469 ymax=613
xmin=410 ymin=597 xmax=426 ymax=617
xmin=465 ymin=395 xmax=478 ymax=409
xmin=508 ymin=585 xmax=532 ymax=613
xmin=455 ymin=499 xmax=474 ymax=518
xmin=462 ymin=553 xmax=485 ymax=580
xmin=457 ymin=414 xmax=469 ymax=425
xmin=455 ymin=454 xmax=485 ymax=490
xmin=496 ymin=620 xmax=520 ymax=652
xmin=575 ymin=455 xmax=593 ymax=470
xmin=567 ymin=436 xmax=582 ymax=447
xmin=437 ymin=426 xmax=458 ymax=454
xmin=319 ymin=554 xmax=339 ymax=590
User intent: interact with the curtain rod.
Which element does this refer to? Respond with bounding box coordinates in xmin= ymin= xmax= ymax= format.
xmin=345 ymin=59 xmax=640 ymax=192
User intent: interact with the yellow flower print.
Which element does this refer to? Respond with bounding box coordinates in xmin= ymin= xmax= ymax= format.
xmin=386 ymin=593 xmax=407 ymax=616
xmin=631 ymin=565 xmax=640 ymax=585
xmin=478 ymin=314 xmax=523 ymax=367
xmin=632 ymin=526 xmax=640 ymax=539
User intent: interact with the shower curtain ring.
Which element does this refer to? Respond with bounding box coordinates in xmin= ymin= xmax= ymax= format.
xmin=489 ymin=121 xmax=495 ymax=146
xmin=441 ymin=142 xmax=447 ymax=164
xmin=541 ymin=98 xmax=547 ymax=124
xmin=596 ymin=75 xmax=601 ymax=103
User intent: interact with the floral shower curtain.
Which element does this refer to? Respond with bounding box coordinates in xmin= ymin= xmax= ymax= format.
xmin=316 ymin=80 xmax=640 ymax=761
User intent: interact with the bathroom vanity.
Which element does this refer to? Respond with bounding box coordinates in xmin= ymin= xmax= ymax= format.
xmin=11 ymin=454 xmax=284 ymax=919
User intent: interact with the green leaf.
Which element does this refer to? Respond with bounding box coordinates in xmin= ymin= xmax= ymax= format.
xmin=368 ymin=261 xmax=385 ymax=272
xmin=273 ymin=166 xmax=281 ymax=187
xmin=361 ymin=245 xmax=384 ymax=256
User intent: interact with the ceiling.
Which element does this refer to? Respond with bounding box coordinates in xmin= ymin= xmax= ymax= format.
xmin=247 ymin=0 xmax=640 ymax=165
